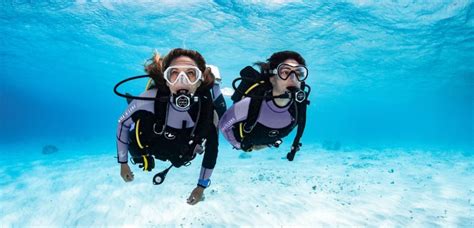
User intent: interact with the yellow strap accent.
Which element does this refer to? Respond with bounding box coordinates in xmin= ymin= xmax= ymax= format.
xmin=239 ymin=122 xmax=244 ymax=139
xmin=142 ymin=155 xmax=148 ymax=171
xmin=135 ymin=119 xmax=144 ymax=149
xmin=245 ymin=83 xmax=260 ymax=95
xmin=240 ymin=81 xmax=265 ymax=138
xmin=145 ymin=78 xmax=153 ymax=91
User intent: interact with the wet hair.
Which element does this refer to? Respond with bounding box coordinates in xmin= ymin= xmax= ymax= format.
xmin=144 ymin=48 xmax=214 ymax=88
xmin=255 ymin=50 xmax=306 ymax=77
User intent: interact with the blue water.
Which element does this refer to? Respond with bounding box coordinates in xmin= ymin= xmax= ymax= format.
xmin=0 ymin=0 xmax=473 ymax=226
xmin=1 ymin=0 xmax=472 ymax=150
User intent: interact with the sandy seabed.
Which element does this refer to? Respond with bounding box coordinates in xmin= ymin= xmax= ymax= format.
xmin=1 ymin=144 xmax=472 ymax=226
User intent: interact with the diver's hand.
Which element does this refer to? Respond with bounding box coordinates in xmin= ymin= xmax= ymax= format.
xmin=120 ymin=163 xmax=134 ymax=182
xmin=287 ymin=143 xmax=302 ymax=161
xmin=193 ymin=144 xmax=205 ymax=155
xmin=187 ymin=186 xmax=205 ymax=205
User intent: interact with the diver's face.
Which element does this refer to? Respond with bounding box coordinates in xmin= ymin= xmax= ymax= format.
xmin=166 ymin=56 xmax=202 ymax=94
xmin=270 ymin=59 xmax=302 ymax=94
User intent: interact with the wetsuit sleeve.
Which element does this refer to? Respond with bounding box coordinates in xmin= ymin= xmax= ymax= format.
xmin=201 ymin=124 xmax=218 ymax=169
xmin=197 ymin=124 xmax=218 ymax=187
xmin=116 ymin=101 xmax=135 ymax=163
xmin=116 ymin=89 xmax=157 ymax=163
xmin=218 ymin=98 xmax=251 ymax=149
xmin=211 ymin=84 xmax=227 ymax=119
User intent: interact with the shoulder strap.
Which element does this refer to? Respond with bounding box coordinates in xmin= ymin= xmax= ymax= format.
xmin=193 ymin=89 xmax=214 ymax=139
xmin=243 ymin=95 xmax=265 ymax=134
xmin=153 ymin=80 xmax=171 ymax=135
xmin=171 ymin=84 xmax=213 ymax=143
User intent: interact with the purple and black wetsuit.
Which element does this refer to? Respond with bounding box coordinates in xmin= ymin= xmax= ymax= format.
xmin=218 ymin=97 xmax=298 ymax=151
xmin=211 ymin=83 xmax=226 ymax=119
xmin=116 ymin=88 xmax=217 ymax=186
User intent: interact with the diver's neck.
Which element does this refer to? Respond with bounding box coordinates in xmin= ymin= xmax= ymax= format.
xmin=272 ymin=89 xmax=291 ymax=107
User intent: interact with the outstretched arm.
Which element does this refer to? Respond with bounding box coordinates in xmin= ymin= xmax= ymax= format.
xmin=187 ymin=125 xmax=218 ymax=205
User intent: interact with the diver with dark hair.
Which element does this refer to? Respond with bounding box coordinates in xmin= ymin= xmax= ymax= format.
xmin=114 ymin=48 xmax=223 ymax=205
xmin=218 ymin=51 xmax=310 ymax=161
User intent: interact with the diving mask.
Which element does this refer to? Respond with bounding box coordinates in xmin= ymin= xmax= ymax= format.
xmin=271 ymin=63 xmax=308 ymax=81
xmin=163 ymin=65 xmax=203 ymax=86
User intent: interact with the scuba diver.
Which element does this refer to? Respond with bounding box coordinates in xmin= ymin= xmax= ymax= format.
xmin=218 ymin=51 xmax=311 ymax=161
xmin=114 ymin=48 xmax=222 ymax=205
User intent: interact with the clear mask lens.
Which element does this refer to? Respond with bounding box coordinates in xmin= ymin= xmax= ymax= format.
xmin=275 ymin=63 xmax=308 ymax=81
xmin=164 ymin=65 xmax=202 ymax=85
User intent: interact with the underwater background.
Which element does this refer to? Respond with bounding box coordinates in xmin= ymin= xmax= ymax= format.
xmin=1 ymin=0 xmax=473 ymax=226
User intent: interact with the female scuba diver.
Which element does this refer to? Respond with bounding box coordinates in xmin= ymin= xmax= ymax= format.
xmin=219 ymin=51 xmax=311 ymax=161
xmin=114 ymin=48 xmax=221 ymax=205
